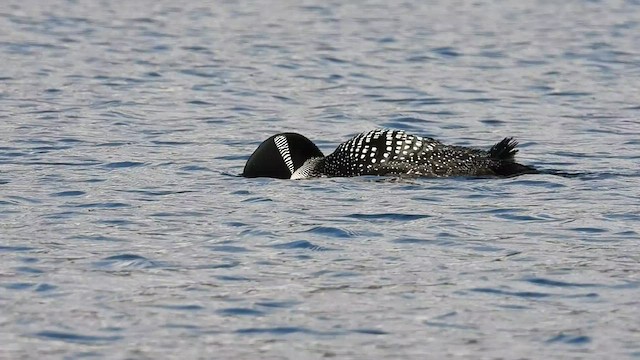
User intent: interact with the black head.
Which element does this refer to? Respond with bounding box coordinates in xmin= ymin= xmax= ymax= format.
xmin=242 ymin=132 xmax=324 ymax=179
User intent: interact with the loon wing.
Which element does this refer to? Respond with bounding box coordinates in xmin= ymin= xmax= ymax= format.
xmin=322 ymin=129 xmax=442 ymax=176
xmin=357 ymin=130 xmax=491 ymax=177
xmin=324 ymin=129 xmax=535 ymax=178
xmin=369 ymin=145 xmax=493 ymax=177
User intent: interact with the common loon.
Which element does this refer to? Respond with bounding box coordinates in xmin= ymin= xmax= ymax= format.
xmin=243 ymin=129 xmax=538 ymax=179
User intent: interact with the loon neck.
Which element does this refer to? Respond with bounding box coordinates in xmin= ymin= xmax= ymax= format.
xmin=290 ymin=157 xmax=324 ymax=179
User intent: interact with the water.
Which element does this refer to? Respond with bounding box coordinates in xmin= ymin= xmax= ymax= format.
xmin=1 ymin=0 xmax=639 ymax=358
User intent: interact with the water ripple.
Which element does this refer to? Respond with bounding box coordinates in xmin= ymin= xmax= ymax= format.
xmin=347 ymin=213 xmax=431 ymax=222
xmin=0 ymin=245 xmax=36 ymax=252
xmin=155 ymin=304 xmax=205 ymax=311
xmin=103 ymin=161 xmax=146 ymax=169
xmin=34 ymin=331 xmax=123 ymax=344
xmin=546 ymin=334 xmax=592 ymax=345
xmin=524 ymin=277 xmax=598 ymax=288
xmin=217 ymin=308 xmax=265 ymax=316
xmin=93 ymin=254 xmax=159 ymax=270
xmin=50 ymin=190 xmax=86 ymax=197
xmin=470 ymin=287 xmax=551 ymax=299
xmin=235 ymin=327 xmax=338 ymax=336
xmin=268 ymin=240 xmax=332 ymax=251
xmin=301 ymin=226 xmax=354 ymax=239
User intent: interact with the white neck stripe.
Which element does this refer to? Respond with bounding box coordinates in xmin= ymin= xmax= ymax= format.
xmin=274 ymin=135 xmax=295 ymax=175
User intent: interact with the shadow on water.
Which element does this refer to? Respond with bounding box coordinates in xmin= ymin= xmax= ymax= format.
xmin=540 ymin=169 xmax=639 ymax=180
xmin=229 ymin=168 xmax=637 ymax=181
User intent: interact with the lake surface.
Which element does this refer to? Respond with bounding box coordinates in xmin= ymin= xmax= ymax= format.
xmin=1 ymin=0 xmax=639 ymax=358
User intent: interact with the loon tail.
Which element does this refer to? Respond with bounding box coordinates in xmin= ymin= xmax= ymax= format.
xmin=489 ymin=137 xmax=519 ymax=160
xmin=489 ymin=137 xmax=539 ymax=177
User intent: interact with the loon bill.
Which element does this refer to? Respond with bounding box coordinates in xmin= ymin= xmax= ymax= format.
xmin=242 ymin=129 xmax=538 ymax=179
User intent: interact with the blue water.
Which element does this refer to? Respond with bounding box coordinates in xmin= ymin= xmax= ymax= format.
xmin=2 ymin=0 xmax=639 ymax=358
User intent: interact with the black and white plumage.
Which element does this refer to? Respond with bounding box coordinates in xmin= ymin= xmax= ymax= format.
xmin=242 ymin=129 xmax=538 ymax=179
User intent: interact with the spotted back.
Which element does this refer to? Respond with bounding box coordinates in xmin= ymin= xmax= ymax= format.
xmin=321 ymin=129 xmax=494 ymax=177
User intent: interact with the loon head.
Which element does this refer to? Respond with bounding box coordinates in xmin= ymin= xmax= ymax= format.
xmin=242 ymin=133 xmax=324 ymax=179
